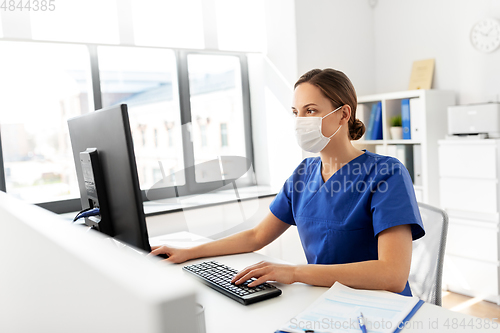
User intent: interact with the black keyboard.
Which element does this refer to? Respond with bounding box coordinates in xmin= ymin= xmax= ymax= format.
xmin=182 ymin=261 xmax=282 ymax=305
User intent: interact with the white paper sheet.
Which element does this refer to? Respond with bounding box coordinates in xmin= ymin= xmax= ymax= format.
xmin=279 ymin=282 xmax=420 ymax=333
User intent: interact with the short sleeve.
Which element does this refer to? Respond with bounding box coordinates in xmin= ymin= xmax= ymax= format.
xmin=269 ymin=176 xmax=296 ymax=225
xmin=371 ymin=160 xmax=425 ymax=240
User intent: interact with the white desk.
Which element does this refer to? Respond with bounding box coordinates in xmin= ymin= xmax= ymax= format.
xmin=156 ymin=232 xmax=499 ymax=333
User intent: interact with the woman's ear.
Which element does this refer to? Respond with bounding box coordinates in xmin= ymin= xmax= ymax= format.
xmin=340 ymin=105 xmax=352 ymax=123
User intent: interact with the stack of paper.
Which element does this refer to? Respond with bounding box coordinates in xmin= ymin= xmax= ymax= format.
xmin=276 ymin=282 xmax=423 ymax=333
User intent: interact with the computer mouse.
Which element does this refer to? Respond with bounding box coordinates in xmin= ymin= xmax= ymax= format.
xmin=156 ymin=253 xmax=169 ymax=259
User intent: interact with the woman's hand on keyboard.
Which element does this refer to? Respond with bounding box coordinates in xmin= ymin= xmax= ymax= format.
xmin=230 ymin=261 xmax=296 ymax=287
xmin=149 ymin=245 xmax=192 ymax=264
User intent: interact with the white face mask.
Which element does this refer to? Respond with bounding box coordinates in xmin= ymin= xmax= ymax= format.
xmin=294 ymin=105 xmax=343 ymax=153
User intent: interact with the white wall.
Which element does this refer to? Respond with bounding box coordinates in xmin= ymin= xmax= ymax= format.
xmin=294 ymin=0 xmax=376 ymax=97
xmin=373 ymin=0 xmax=500 ymax=104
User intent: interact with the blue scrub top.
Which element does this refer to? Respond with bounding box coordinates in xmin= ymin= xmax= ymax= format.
xmin=269 ymin=150 xmax=425 ymax=297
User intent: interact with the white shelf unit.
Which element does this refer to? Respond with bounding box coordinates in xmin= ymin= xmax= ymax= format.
xmin=438 ymin=139 xmax=500 ymax=305
xmin=354 ymin=90 xmax=456 ymax=206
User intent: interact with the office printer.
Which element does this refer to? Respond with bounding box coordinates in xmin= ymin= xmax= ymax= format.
xmin=448 ymin=103 xmax=500 ymax=138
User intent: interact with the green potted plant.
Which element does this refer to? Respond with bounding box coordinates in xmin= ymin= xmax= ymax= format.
xmin=389 ymin=115 xmax=403 ymax=140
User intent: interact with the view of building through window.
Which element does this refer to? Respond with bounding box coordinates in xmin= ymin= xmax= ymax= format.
xmin=0 ymin=41 xmax=93 ymax=203
xmin=187 ymin=54 xmax=248 ymax=183
xmin=98 ymin=46 xmax=186 ymax=189
xmin=220 ymin=123 xmax=228 ymax=147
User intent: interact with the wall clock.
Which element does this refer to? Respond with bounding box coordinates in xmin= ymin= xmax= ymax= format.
xmin=470 ymin=18 xmax=500 ymax=53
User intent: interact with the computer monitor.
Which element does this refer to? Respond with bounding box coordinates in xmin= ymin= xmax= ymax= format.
xmin=0 ymin=191 xmax=197 ymax=333
xmin=68 ymin=104 xmax=151 ymax=252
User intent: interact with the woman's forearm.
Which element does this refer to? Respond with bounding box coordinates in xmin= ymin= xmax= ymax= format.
xmin=293 ymin=225 xmax=412 ymax=293
xmin=293 ymin=260 xmax=408 ymax=293
xmin=187 ymin=228 xmax=260 ymax=260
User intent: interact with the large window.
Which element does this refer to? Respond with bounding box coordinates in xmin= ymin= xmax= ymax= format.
xmin=0 ymin=0 xmax=263 ymax=213
xmin=0 ymin=41 xmax=254 ymax=212
xmin=0 ymin=41 xmax=93 ymax=204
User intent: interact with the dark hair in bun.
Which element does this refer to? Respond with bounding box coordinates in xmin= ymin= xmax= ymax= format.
xmin=294 ymin=68 xmax=365 ymax=141
xmin=349 ymin=118 xmax=366 ymax=141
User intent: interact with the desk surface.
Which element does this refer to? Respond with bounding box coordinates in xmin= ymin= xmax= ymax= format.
xmin=157 ymin=232 xmax=498 ymax=333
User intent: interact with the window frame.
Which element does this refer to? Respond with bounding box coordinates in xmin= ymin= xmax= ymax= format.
xmin=0 ymin=40 xmax=255 ymax=214
xmin=180 ymin=49 xmax=255 ymax=191
xmin=0 ymin=133 xmax=6 ymax=193
xmin=220 ymin=123 xmax=228 ymax=147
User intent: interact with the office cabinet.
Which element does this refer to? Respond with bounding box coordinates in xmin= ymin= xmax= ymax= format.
xmin=355 ymin=90 xmax=455 ymax=206
xmin=440 ymin=178 xmax=498 ymax=213
xmin=446 ymin=218 xmax=499 ymax=262
xmin=439 ymin=139 xmax=500 ymax=305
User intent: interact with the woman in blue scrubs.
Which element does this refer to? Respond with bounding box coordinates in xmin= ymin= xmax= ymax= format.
xmin=151 ymin=68 xmax=425 ymax=296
